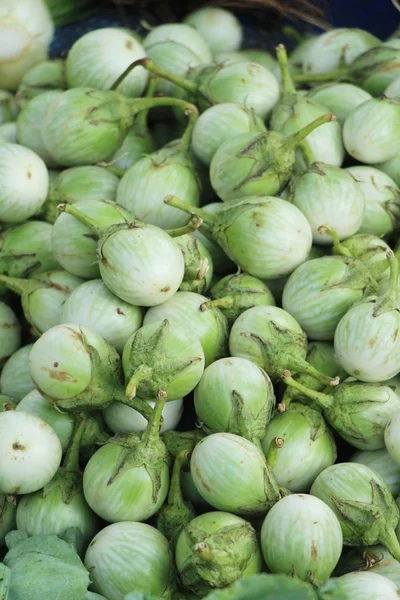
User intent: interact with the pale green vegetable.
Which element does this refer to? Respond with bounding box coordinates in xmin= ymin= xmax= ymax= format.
xmin=343 ymin=97 xmax=400 ymax=164
xmin=0 ymin=344 xmax=34 ymax=400
xmin=0 ymin=302 xmax=21 ymax=365
xmin=290 ymin=162 xmax=365 ymax=244
xmin=0 ymin=270 xmax=83 ymax=335
xmin=0 ymin=220 xmax=60 ymax=279
xmin=0 ymin=0 xmax=54 ymax=91
xmin=0 ymin=143 xmax=48 ymax=223
xmin=307 ymin=83 xmax=372 ymax=123
xmin=61 ymin=279 xmax=143 ymax=353
xmin=0 ymin=496 xmax=16 ymax=547
xmin=16 ymin=90 xmax=63 ymax=166
xmin=261 ymin=494 xmax=343 ymax=585
xmin=191 ymin=103 xmax=266 ymax=166
xmin=319 ymin=571 xmax=399 ymax=600
xmin=183 ymin=7 xmax=242 ymax=54
xmin=351 ymin=448 xmax=400 ymax=496
xmin=302 ymin=28 xmax=380 ymax=76
xmin=122 ymin=319 xmax=205 ymax=401
xmin=346 ymin=166 xmax=400 ymax=237
xmin=0 ymin=410 xmax=62 ymax=494
xmin=194 ymin=357 xmax=275 ymax=444
xmin=16 ymin=58 xmax=66 ymax=104
xmin=191 ymin=432 xmax=280 ymax=515
xmin=261 ymin=404 xmax=337 ymax=492
xmin=310 ymin=463 xmax=400 ymax=559
xmin=84 ymin=522 xmax=174 ymax=600
xmin=103 ymin=398 xmax=183 ymax=435
xmin=175 ymin=511 xmax=261 ymax=596
xmin=143 ymin=291 xmax=228 ymax=366
xmin=66 ymin=28 xmax=148 ymax=98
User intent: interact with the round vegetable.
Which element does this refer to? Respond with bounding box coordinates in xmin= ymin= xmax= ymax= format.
xmin=60 ymin=279 xmax=143 ymax=353
xmin=261 ymin=404 xmax=337 ymax=492
xmin=261 ymin=494 xmax=343 ymax=585
xmin=194 ymin=357 xmax=275 ymax=444
xmin=183 ymin=8 xmax=242 ymax=54
xmin=0 ymin=410 xmax=62 ymax=494
xmin=84 ymin=522 xmax=174 ymax=600
xmin=191 ymin=432 xmax=280 ymax=516
xmin=175 ymin=511 xmax=261 ymax=595
xmin=0 ymin=143 xmax=48 ymax=223
xmin=66 ymin=28 xmax=148 ymax=98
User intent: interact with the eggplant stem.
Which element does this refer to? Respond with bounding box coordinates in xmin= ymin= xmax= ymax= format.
xmin=167 ymin=449 xmax=190 ymax=507
xmin=121 ymin=57 xmax=198 ymax=94
xmin=317 ymin=224 xmax=352 ymax=256
xmin=125 ymin=364 xmax=153 ymax=400
xmin=63 ymin=412 xmax=87 ymax=471
xmin=275 ymin=44 xmax=296 ymax=95
xmin=0 ymin=274 xmax=27 ymax=297
xmin=200 ymin=296 xmax=234 ymax=312
xmin=384 ymin=250 xmax=399 ymax=303
xmin=164 ymin=196 xmax=214 ymax=225
xmin=142 ymin=396 xmax=166 ymax=446
xmin=380 ymin=525 xmax=400 ymax=562
xmin=281 ymin=370 xmax=334 ymax=410
xmin=266 ymin=436 xmax=284 ymax=469
xmin=57 ymin=203 xmax=101 ymax=235
xmin=293 ymin=68 xmax=349 ymax=84
xmin=166 ymin=215 xmax=203 ymax=238
xmin=281 ymin=113 xmax=337 ymax=151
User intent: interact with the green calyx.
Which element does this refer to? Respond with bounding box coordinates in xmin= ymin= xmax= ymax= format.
xmin=370 ymin=250 xmax=399 ymax=317
xmin=201 ymin=273 xmax=275 ymax=323
xmin=178 ymin=520 xmax=260 ymax=594
xmin=124 ymin=319 xmax=204 ymax=401
xmin=0 ymin=272 xmax=68 ymax=336
xmin=40 ymin=327 xmax=153 ymax=420
xmin=162 ymin=429 xmax=207 ymax=459
xmin=156 ymin=450 xmax=196 ymax=547
xmin=281 ymin=342 xmax=346 ymax=410
xmin=175 ymin=234 xmax=213 ymax=295
xmin=332 ymin=478 xmax=400 ymax=559
xmin=241 ymin=320 xmax=339 ymax=389
xmin=106 ymin=398 xmax=169 ymax=502
xmin=41 ymin=413 xmax=86 ymax=505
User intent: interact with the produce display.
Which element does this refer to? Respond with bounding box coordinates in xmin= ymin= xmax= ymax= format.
xmin=3 ymin=1 xmax=400 ymax=599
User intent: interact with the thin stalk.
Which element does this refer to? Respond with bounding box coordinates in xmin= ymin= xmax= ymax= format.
xmin=293 ymin=68 xmax=349 ymax=84
xmin=197 ymin=258 xmax=209 ymax=280
xmin=135 ymin=76 xmax=159 ymax=129
xmin=297 ymin=140 xmax=316 ymax=166
xmin=63 ymin=412 xmax=86 ymax=471
xmin=111 ymin=57 xmax=198 ymax=95
xmin=380 ymin=525 xmax=400 ymax=562
xmin=142 ymin=396 xmax=167 ymax=446
xmin=167 ymin=449 xmax=190 ymax=507
xmin=166 ymin=215 xmax=203 ymax=238
xmin=200 ymin=296 xmax=234 ymax=312
xmin=288 ymin=356 xmax=340 ymax=387
xmin=317 ymin=225 xmax=352 ymax=257
xmin=384 ymin=250 xmax=399 ymax=303
xmin=266 ymin=437 xmax=284 ymax=469
xmin=282 ymin=26 xmax=305 ymax=46
xmin=0 ymin=274 xmax=27 ymax=296
xmin=164 ymin=195 xmax=214 ymax=225
xmin=125 ymin=364 xmax=153 ymax=400
xmin=179 ymin=107 xmax=199 ymax=155
xmin=281 ymin=113 xmax=336 ymax=151
xmin=57 ymin=204 xmax=101 ymax=235
xmin=281 ymin=370 xmax=334 ymax=411
xmin=276 ymin=44 xmax=296 ymax=95
xmin=119 ymin=394 xmax=155 ymax=422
